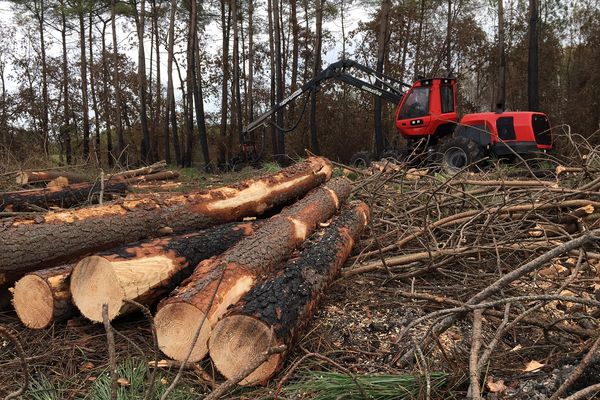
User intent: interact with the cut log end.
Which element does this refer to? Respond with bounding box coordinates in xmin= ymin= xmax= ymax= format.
xmin=155 ymin=303 xmax=212 ymax=362
xmin=209 ymin=315 xmax=280 ymax=386
xmin=70 ymin=256 xmax=124 ymax=322
xmin=13 ymin=275 xmax=54 ymax=329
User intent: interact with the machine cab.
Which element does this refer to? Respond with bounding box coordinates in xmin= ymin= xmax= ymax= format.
xmin=395 ymin=78 xmax=458 ymax=140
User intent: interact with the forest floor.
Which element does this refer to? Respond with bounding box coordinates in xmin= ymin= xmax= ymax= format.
xmin=1 ymin=138 xmax=600 ymax=399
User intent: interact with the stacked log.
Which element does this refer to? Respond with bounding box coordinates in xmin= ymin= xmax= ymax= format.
xmin=208 ymin=202 xmax=370 ymax=385
xmin=0 ymin=157 xmax=332 ymax=277
xmin=69 ymin=222 xmax=260 ymax=323
xmin=16 ymin=170 xmax=88 ymax=186
xmin=154 ymin=177 xmax=351 ymax=362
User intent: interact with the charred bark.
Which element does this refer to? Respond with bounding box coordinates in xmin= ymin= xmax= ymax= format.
xmin=154 ymin=177 xmax=351 ymax=362
xmin=208 ymin=202 xmax=369 ymax=385
xmin=70 ymin=222 xmax=260 ymax=323
xmin=0 ymin=157 xmax=332 ymax=275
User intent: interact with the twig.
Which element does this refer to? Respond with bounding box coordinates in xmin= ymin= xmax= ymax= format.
xmin=562 ymin=383 xmax=600 ymax=400
xmin=468 ymin=309 xmax=483 ymax=400
xmin=102 ymin=304 xmax=117 ymax=400
xmin=0 ymin=326 xmax=28 ymax=400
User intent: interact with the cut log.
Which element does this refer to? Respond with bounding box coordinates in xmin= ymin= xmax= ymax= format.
xmin=109 ymin=160 xmax=167 ymax=180
xmin=70 ymin=222 xmax=260 ymax=323
xmin=208 ymin=202 xmax=370 ymax=385
xmin=16 ymin=170 xmax=88 ymax=185
xmin=0 ymin=157 xmax=332 ymax=276
xmin=1 ymin=181 xmax=129 ymax=212
xmin=125 ymin=170 xmax=179 ymax=184
xmin=12 ymin=265 xmax=75 ymax=329
xmin=154 ymin=177 xmax=352 ymax=362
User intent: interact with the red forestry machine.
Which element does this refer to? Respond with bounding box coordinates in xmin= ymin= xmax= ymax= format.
xmin=240 ymin=59 xmax=553 ymax=170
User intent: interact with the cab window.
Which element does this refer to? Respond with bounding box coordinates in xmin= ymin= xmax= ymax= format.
xmin=399 ymin=87 xmax=430 ymax=119
xmin=441 ymin=84 xmax=454 ymax=114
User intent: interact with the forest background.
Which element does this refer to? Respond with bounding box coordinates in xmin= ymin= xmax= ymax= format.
xmin=0 ymin=0 xmax=598 ymax=169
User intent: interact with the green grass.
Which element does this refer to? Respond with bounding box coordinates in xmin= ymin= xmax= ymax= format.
xmin=283 ymin=370 xmax=448 ymax=400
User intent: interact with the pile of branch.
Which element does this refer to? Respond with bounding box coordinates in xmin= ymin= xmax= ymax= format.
xmin=340 ymin=153 xmax=600 ymax=398
xmin=3 ymin=156 xmax=372 ymax=395
xmin=2 ymin=161 xmax=180 ymax=212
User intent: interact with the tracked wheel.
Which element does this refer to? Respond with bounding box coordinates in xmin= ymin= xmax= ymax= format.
xmin=349 ymin=151 xmax=373 ymax=168
xmin=438 ymin=136 xmax=485 ymax=173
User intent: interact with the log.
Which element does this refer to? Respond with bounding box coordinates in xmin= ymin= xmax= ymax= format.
xmin=154 ymin=177 xmax=352 ymax=362
xmin=0 ymin=157 xmax=332 ymax=276
xmin=1 ymin=181 xmax=129 ymax=212
xmin=12 ymin=265 xmax=74 ymax=329
xmin=16 ymin=170 xmax=88 ymax=185
xmin=109 ymin=160 xmax=167 ymax=180
xmin=70 ymin=222 xmax=260 ymax=323
xmin=125 ymin=170 xmax=179 ymax=184
xmin=208 ymin=202 xmax=370 ymax=385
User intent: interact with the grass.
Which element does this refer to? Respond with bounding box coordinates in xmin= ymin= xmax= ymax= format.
xmin=283 ymin=370 xmax=448 ymax=400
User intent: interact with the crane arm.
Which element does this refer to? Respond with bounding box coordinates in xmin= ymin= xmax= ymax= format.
xmin=242 ymin=59 xmax=411 ymax=136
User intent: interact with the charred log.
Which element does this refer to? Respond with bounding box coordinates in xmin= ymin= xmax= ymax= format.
xmin=0 ymin=157 xmax=332 ymax=275
xmin=154 ymin=177 xmax=352 ymax=362
xmin=208 ymin=202 xmax=370 ymax=385
xmin=70 ymin=222 xmax=260 ymax=323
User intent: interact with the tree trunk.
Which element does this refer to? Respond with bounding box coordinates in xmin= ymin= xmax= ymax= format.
xmin=112 ymin=0 xmax=125 ymax=158
xmin=209 ymin=202 xmax=370 ymax=385
xmin=79 ymin=10 xmax=90 ymax=160
xmin=273 ymin=0 xmax=285 ymax=163
xmin=100 ymin=17 xmax=114 ymax=166
xmin=154 ymin=177 xmax=351 ymax=362
xmin=231 ymin=0 xmax=243 ymax=147
xmin=89 ymin=11 xmax=101 ymax=163
xmin=184 ymin=0 xmax=197 ymax=167
xmin=136 ymin=0 xmax=152 ymax=163
xmin=0 ymin=157 xmax=332 ymax=275
xmin=70 ymin=221 xmax=261 ymax=323
xmin=38 ymin=0 xmax=50 ymax=155
xmin=267 ymin=0 xmax=277 ymax=157
xmin=309 ymin=0 xmax=324 ymax=155
xmin=152 ymin=0 xmax=161 ymax=163
xmin=413 ymin=0 xmax=425 ymax=78
xmin=194 ymin=34 xmax=211 ymax=169
xmin=13 ymin=264 xmax=75 ymax=329
xmin=247 ymin=0 xmax=255 ymax=123
xmin=497 ymin=0 xmax=506 ymax=111
xmin=527 ymin=0 xmax=539 ymax=111
xmin=446 ymin=0 xmax=452 ymax=73
xmin=1 ymin=181 xmax=129 ymax=212
xmin=60 ymin=0 xmax=72 ymax=164
xmin=288 ymin=0 xmax=298 ymax=123
xmin=218 ymin=0 xmax=231 ymax=165
xmin=163 ymin=0 xmax=177 ymax=164
xmin=374 ymin=0 xmax=392 ymax=157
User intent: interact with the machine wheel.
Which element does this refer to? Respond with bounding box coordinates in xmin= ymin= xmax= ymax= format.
xmin=350 ymin=151 xmax=373 ymax=168
xmin=437 ymin=136 xmax=485 ymax=173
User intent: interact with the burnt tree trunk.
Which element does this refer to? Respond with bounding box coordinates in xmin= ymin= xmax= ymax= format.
xmin=0 ymin=157 xmax=332 ymax=275
xmin=12 ymin=264 xmax=75 ymax=329
xmin=1 ymin=181 xmax=129 ymax=212
xmin=209 ymin=202 xmax=369 ymax=385
xmin=70 ymin=222 xmax=261 ymax=323
xmin=154 ymin=177 xmax=352 ymax=362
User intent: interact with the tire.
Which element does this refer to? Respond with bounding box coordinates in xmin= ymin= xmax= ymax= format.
xmin=437 ymin=136 xmax=485 ymax=173
xmin=350 ymin=151 xmax=373 ymax=168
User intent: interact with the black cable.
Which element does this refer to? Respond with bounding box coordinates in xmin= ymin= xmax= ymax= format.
xmin=268 ymin=89 xmax=312 ymax=133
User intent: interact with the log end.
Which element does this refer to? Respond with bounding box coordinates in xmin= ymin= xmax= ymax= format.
xmin=155 ymin=303 xmax=212 ymax=362
xmin=209 ymin=315 xmax=280 ymax=386
xmin=13 ymin=275 xmax=54 ymax=329
xmin=70 ymin=256 xmax=125 ymax=322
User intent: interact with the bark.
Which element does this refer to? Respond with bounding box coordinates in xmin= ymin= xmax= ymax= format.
xmin=247 ymin=0 xmax=255 ymax=122
xmin=154 ymin=177 xmax=351 ymax=362
xmin=12 ymin=264 xmax=75 ymax=329
xmin=100 ymin=16 xmax=114 ymax=166
xmin=374 ymin=0 xmax=392 ymax=157
xmin=136 ymin=0 xmax=152 ymax=163
xmin=273 ymin=0 xmax=285 ymax=163
xmin=163 ymin=0 xmax=177 ymax=164
xmin=38 ymin=0 xmax=50 ymax=154
xmin=89 ymin=11 xmax=101 ymax=162
xmin=79 ymin=9 xmax=91 ymax=160
xmin=218 ymin=0 xmax=231 ymax=165
xmin=1 ymin=181 xmax=129 ymax=212
xmin=268 ymin=0 xmax=277 ymax=156
xmin=497 ymin=0 xmax=506 ymax=110
xmin=109 ymin=160 xmax=166 ymax=180
xmin=288 ymin=0 xmax=298 ymax=123
xmin=527 ymin=0 xmax=539 ymax=111
xmin=309 ymin=0 xmax=323 ymax=155
xmin=112 ymin=0 xmax=125 ymax=157
xmin=194 ymin=34 xmax=210 ymax=169
xmin=152 ymin=0 xmax=161 ymax=163
xmin=16 ymin=170 xmax=88 ymax=185
xmin=231 ymin=0 xmax=243 ymax=146
xmin=0 ymin=157 xmax=332 ymax=275
xmin=70 ymin=222 xmax=261 ymax=323
xmin=60 ymin=0 xmax=72 ymax=164
xmin=209 ymin=202 xmax=370 ymax=385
